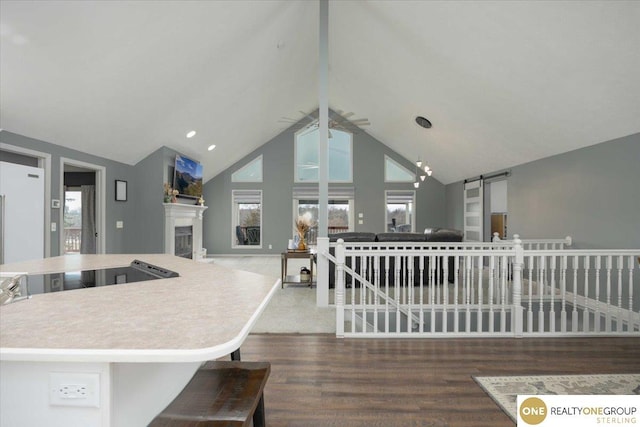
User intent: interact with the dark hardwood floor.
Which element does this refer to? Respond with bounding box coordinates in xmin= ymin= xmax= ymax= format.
xmin=234 ymin=334 xmax=640 ymax=427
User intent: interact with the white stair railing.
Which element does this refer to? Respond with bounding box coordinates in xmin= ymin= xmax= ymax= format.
xmin=521 ymin=250 xmax=640 ymax=335
xmin=325 ymin=237 xmax=639 ymax=338
xmin=331 ymin=238 xmax=519 ymax=337
xmin=493 ymin=233 xmax=572 ymax=250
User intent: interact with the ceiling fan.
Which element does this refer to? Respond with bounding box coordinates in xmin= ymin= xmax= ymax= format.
xmin=279 ymin=109 xmax=370 ymax=137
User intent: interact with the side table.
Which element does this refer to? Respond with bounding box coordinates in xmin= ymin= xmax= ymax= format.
xmin=281 ymin=250 xmax=316 ymax=288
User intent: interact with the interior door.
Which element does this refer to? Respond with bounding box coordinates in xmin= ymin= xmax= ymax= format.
xmin=463 ymin=179 xmax=483 ymax=242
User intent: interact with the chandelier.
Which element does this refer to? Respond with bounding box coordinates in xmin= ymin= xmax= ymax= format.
xmin=413 ymin=158 xmax=432 ymax=188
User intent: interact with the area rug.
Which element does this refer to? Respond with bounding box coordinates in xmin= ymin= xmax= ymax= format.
xmin=473 ymin=374 xmax=640 ymax=422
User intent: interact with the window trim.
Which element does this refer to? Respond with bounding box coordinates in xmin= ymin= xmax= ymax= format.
xmin=231 ymin=189 xmax=263 ymax=249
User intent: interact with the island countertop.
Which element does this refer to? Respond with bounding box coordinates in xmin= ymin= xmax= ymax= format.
xmin=0 ymin=254 xmax=279 ymax=363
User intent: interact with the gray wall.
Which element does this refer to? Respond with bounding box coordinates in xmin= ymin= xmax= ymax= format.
xmin=202 ymin=126 xmax=447 ymax=255
xmin=445 ymin=132 xmax=640 ymax=249
xmin=129 ymin=146 xmax=186 ymax=254
xmin=445 ymin=180 xmax=464 ymax=232
xmin=0 ymin=130 xmax=135 ymax=255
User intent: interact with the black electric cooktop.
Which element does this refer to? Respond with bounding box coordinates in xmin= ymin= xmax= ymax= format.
xmin=25 ymin=259 xmax=179 ymax=295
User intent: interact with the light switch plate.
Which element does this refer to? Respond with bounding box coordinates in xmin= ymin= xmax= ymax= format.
xmin=51 ymin=199 xmax=61 ymax=209
xmin=116 ymin=221 xmax=124 ymax=229
xmin=51 ymin=222 xmax=57 ymax=232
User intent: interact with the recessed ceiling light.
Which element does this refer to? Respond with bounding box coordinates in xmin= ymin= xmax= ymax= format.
xmin=186 ymin=130 xmax=196 ymax=138
xmin=207 ymin=144 xmax=216 ymax=151
xmin=415 ymin=116 xmax=432 ymax=129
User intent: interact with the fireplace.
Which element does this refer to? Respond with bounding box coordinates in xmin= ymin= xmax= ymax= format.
xmin=163 ymin=203 xmax=207 ymax=261
xmin=174 ymin=226 xmax=193 ymax=259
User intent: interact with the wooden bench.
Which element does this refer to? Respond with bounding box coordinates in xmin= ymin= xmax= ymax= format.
xmin=149 ymin=361 xmax=270 ymax=427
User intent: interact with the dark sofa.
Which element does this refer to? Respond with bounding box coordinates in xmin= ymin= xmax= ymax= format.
xmin=328 ymin=232 xmax=377 ymax=288
xmin=328 ymin=228 xmax=463 ymax=288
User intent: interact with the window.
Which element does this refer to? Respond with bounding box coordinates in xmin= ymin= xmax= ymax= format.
xmin=292 ymin=186 xmax=355 ymax=244
xmin=232 ymin=155 xmax=263 ymax=182
xmin=232 ymin=190 xmax=262 ymax=248
xmin=384 ymin=155 xmax=415 ymax=182
xmin=63 ymin=190 xmax=82 ymax=254
xmin=296 ymin=199 xmax=352 ymax=235
xmin=385 ymin=190 xmax=415 ymax=232
xmin=295 ymin=127 xmax=352 ymax=182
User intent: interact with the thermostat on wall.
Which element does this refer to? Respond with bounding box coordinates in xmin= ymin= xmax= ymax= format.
xmin=51 ymin=199 xmax=61 ymax=209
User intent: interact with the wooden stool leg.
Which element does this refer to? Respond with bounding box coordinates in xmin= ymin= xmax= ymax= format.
xmin=231 ymin=348 xmax=241 ymax=361
xmin=252 ymin=393 xmax=266 ymax=427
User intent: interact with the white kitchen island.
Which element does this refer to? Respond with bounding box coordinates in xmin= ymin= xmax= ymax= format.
xmin=0 ymin=254 xmax=279 ymax=427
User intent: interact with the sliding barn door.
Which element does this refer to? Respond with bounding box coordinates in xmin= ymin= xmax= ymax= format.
xmin=463 ymin=180 xmax=483 ymax=242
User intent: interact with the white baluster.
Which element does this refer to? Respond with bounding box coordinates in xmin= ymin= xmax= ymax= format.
xmin=583 ymin=256 xmax=590 ymax=333
xmin=512 ymin=236 xmax=524 ymax=337
xmin=538 ymin=256 xmax=545 ymax=333
xmin=335 ymin=238 xmax=345 ymax=338
xmin=628 ymin=256 xmax=635 ymax=332
xmin=500 ymin=253 xmax=508 ymax=333
xmin=464 ymin=255 xmax=471 ymax=333
xmin=476 ymin=254 xmax=484 ymax=333
xmin=617 ymin=255 xmax=623 ymax=332
xmin=418 ymin=255 xmax=424 ymax=333
xmin=549 ymin=255 xmax=556 ymax=333
xmin=384 ymin=254 xmax=390 ymax=333
xmin=560 ymin=255 xmax=567 ymax=333
xmin=374 ymin=254 xmax=379 ymax=333
xmin=595 ymin=256 xmax=601 ymax=333
xmin=572 ymin=255 xmax=579 ymax=333
xmin=527 ymin=254 xmax=533 ymax=333
xmin=395 ymin=254 xmax=400 ymax=333
xmin=489 ymin=255 xmax=495 ymax=332
xmin=606 ymin=255 xmax=612 ymax=332
xmin=454 ymin=255 xmax=463 ymax=334
xmin=436 ymin=255 xmax=440 ymax=332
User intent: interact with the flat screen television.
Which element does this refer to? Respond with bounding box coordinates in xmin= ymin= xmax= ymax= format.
xmin=173 ymin=154 xmax=203 ymax=198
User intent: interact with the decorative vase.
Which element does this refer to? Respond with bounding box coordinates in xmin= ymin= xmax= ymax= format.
xmin=297 ymin=232 xmax=307 ymax=250
xmin=164 ymin=195 xmax=171 ymax=203
xmin=171 ymin=195 xmax=177 ymax=203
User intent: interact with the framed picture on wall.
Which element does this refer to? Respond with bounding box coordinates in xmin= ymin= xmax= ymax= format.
xmin=115 ymin=180 xmax=127 ymax=201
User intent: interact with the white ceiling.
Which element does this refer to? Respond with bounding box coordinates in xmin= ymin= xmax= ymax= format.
xmin=1 ymin=1 xmax=639 ymax=185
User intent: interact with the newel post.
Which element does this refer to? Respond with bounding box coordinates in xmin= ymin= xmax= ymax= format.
xmin=335 ymin=238 xmax=345 ymax=338
xmin=512 ymin=234 xmax=524 ymax=337
xmin=565 ymin=236 xmax=572 ymax=247
xmin=316 ymin=237 xmax=330 ymax=307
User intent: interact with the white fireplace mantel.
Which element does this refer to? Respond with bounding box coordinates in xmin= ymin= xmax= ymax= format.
xmin=163 ymin=203 xmax=208 ymax=260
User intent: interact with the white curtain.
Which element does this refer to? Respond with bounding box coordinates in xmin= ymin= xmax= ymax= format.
xmin=80 ymin=185 xmax=96 ymax=254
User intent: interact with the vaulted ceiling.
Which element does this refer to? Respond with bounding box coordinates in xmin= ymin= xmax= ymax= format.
xmin=1 ymin=1 xmax=639 ymax=184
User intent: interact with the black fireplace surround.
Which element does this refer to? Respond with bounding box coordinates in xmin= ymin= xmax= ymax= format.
xmin=175 ymin=226 xmax=193 ymax=259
